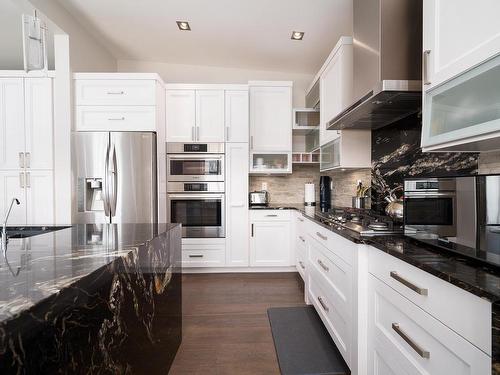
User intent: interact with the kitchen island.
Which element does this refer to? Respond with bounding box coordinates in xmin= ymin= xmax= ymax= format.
xmin=0 ymin=223 xmax=182 ymax=374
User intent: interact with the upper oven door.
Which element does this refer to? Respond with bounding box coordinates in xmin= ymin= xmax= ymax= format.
xmin=167 ymin=193 xmax=225 ymax=238
xmin=404 ymin=192 xmax=456 ymax=237
xmin=167 ymin=154 xmax=224 ymax=182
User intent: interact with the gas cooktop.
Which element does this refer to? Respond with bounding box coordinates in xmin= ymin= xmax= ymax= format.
xmin=314 ymin=208 xmax=404 ymax=236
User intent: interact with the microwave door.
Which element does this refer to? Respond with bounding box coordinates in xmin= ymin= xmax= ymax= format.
xmin=73 ymin=132 xmax=111 ymax=224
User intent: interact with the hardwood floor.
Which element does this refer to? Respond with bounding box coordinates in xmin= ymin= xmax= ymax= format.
xmin=168 ymin=272 xmax=305 ymax=375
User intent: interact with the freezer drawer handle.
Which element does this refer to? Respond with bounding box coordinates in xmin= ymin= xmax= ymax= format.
xmin=317 ymin=259 xmax=329 ymax=272
xmin=189 ymin=254 xmax=204 ymax=258
xmin=317 ymin=296 xmax=329 ymax=312
xmin=390 ymin=271 xmax=428 ymax=296
xmin=316 ymin=232 xmax=327 ymax=241
xmin=392 ymin=323 xmax=430 ymax=359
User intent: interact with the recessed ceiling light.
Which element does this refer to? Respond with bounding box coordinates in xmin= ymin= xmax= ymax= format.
xmin=176 ymin=21 xmax=191 ymax=31
xmin=291 ymin=31 xmax=304 ymax=40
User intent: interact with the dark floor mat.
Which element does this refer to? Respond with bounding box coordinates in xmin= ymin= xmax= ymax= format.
xmin=267 ymin=306 xmax=350 ymax=375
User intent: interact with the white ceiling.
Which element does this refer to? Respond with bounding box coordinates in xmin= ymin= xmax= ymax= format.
xmin=55 ymin=0 xmax=353 ymax=74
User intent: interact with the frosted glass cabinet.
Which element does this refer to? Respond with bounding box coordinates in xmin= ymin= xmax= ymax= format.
xmin=250 ymin=152 xmax=292 ymax=174
xmin=421 ymin=54 xmax=500 ymax=152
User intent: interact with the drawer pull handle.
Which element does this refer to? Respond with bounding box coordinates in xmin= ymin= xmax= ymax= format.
xmin=316 ymin=232 xmax=327 ymax=241
xmin=189 ymin=254 xmax=204 ymax=258
xmin=390 ymin=271 xmax=428 ymax=296
xmin=299 ymin=261 xmax=305 ymax=270
xmin=265 ymin=214 xmax=278 ymax=217
xmin=299 ymin=236 xmax=305 ymax=243
xmin=392 ymin=323 xmax=430 ymax=359
xmin=317 ymin=296 xmax=329 ymax=312
xmin=317 ymin=259 xmax=329 ymax=272
xmin=108 ymin=117 xmax=125 ymax=121
xmin=107 ymin=91 xmax=125 ymax=95
xmin=297 ymin=217 xmax=304 ymax=222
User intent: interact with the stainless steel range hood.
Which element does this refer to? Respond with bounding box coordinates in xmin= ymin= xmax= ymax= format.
xmin=328 ymin=0 xmax=423 ymax=131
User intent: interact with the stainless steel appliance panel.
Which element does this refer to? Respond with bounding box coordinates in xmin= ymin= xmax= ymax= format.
xmin=166 ymin=142 xmax=224 ymax=154
xmin=73 ymin=132 xmax=110 ymax=224
xmin=167 ymin=154 xmax=224 ymax=182
xmin=167 ymin=181 xmax=225 ymax=193
xmin=167 ymin=193 xmax=225 ymax=238
xmin=110 ymin=132 xmax=157 ymax=224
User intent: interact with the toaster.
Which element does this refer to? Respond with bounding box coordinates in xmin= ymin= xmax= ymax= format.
xmin=249 ymin=191 xmax=269 ymax=206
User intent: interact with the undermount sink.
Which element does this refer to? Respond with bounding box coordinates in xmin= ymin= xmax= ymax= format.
xmin=6 ymin=226 xmax=70 ymax=239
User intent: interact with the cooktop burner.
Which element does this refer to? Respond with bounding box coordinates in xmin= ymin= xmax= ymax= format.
xmin=316 ymin=209 xmax=403 ymax=236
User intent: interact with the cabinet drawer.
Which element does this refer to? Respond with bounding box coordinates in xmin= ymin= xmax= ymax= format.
xmin=76 ymin=106 xmax=156 ymax=131
xmin=182 ymin=247 xmax=226 ymax=268
xmin=369 ymin=275 xmax=491 ymax=375
xmin=368 ymin=247 xmax=491 ymax=354
xmin=296 ymin=234 xmax=307 ymax=279
xmin=309 ymin=238 xmax=352 ymax=318
xmin=307 ymin=223 xmax=354 ymax=265
xmin=75 ymin=79 xmax=156 ymax=106
xmin=308 ymin=271 xmax=351 ymax=366
xmin=249 ymin=210 xmax=291 ymax=221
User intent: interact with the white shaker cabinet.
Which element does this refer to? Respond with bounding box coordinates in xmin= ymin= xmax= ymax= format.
xmin=249 ymin=82 xmax=292 ymax=152
xmin=249 ymin=210 xmax=292 ymax=267
xmin=225 ymin=90 xmax=249 ymax=142
xmin=165 ymin=89 xmax=196 ymax=142
xmin=225 ymin=143 xmax=249 ymax=266
xmin=423 ymin=0 xmax=500 ymax=91
xmin=0 ymin=78 xmax=25 ymax=170
xmin=195 ymin=90 xmax=225 ymax=142
xmin=24 ymin=78 xmax=53 ymax=170
xmin=0 ymin=171 xmax=27 ymax=225
xmin=25 ymin=170 xmax=54 ymax=225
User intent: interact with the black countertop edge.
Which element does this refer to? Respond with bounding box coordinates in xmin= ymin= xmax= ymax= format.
xmin=250 ymin=204 xmax=500 ymax=302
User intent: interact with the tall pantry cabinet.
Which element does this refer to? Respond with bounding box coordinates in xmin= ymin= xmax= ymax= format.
xmin=0 ymin=76 xmax=54 ymax=225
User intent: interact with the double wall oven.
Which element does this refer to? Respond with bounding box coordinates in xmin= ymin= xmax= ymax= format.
xmin=167 ymin=143 xmax=225 ymax=238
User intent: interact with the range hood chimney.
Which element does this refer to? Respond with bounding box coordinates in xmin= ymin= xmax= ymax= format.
xmin=327 ymin=0 xmax=423 ymax=131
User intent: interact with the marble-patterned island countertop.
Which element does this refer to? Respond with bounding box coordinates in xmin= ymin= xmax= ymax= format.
xmin=0 ymin=223 xmax=182 ymax=374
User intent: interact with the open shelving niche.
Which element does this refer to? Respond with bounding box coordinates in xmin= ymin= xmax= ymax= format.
xmin=292 ymin=108 xmax=320 ymax=164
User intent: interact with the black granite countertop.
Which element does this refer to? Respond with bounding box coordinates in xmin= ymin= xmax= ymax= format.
xmin=0 ymin=223 xmax=179 ymax=323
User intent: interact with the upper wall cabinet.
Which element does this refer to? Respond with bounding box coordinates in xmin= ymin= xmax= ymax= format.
xmin=249 ymin=82 xmax=292 ymax=152
xmin=421 ymin=1 xmax=500 ymax=152
xmin=319 ymin=39 xmax=353 ymax=146
xmin=225 ymin=90 xmax=249 ymax=143
xmin=165 ymin=89 xmax=196 ymax=142
xmin=195 ymin=90 xmax=225 ymax=142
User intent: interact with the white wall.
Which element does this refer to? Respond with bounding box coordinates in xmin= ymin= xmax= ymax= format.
xmin=28 ymin=0 xmax=116 ymax=72
xmin=117 ymin=59 xmax=314 ymax=107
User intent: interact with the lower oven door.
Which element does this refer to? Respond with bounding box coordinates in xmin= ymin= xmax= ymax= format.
xmin=403 ymin=193 xmax=456 ymax=237
xmin=167 ymin=193 xmax=225 ymax=238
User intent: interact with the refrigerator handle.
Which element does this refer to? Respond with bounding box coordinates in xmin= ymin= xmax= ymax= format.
xmin=103 ymin=142 xmax=111 ymax=217
xmin=109 ymin=144 xmax=118 ymax=217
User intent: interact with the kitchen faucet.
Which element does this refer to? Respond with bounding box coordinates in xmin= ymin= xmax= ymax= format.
xmin=2 ymin=198 xmax=20 ymax=255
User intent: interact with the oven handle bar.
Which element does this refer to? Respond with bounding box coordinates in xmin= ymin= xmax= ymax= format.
xmin=404 ymin=192 xmax=455 ymax=198
xmin=167 ymin=194 xmax=225 ymax=200
xmin=167 ymin=154 xmax=224 ymax=160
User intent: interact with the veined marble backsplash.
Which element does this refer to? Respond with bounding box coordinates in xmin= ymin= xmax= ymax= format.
xmin=249 ymin=164 xmax=320 ymax=204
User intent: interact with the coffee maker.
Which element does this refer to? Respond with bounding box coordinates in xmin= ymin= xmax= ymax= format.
xmin=320 ymin=176 xmax=332 ymax=212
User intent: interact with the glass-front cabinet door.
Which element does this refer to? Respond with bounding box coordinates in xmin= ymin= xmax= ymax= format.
xmin=249 ymin=152 xmax=292 ymax=174
xmin=421 ymin=53 xmax=500 ymax=152
xmin=320 ymin=139 xmax=340 ymax=172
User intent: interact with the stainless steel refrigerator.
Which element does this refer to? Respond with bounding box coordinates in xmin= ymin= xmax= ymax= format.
xmin=73 ymin=132 xmax=157 ymax=224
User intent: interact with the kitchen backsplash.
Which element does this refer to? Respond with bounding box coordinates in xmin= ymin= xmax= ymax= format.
xmin=322 ymin=169 xmax=371 ymax=207
xmin=249 ymin=164 xmax=320 ymax=204
xmin=478 ymin=151 xmax=500 ymax=174
xmin=371 ymin=114 xmax=478 ymax=213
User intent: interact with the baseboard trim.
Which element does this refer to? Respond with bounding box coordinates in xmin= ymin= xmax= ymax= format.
xmin=182 ymin=266 xmax=298 ymax=274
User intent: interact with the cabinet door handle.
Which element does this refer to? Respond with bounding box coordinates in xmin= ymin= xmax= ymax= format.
xmin=225 ymin=126 xmax=230 ymax=141
xmin=299 ymin=236 xmax=305 ymax=243
xmin=316 ymin=232 xmax=327 ymax=241
xmin=317 ymin=296 xmax=329 ymax=312
xmin=297 ymin=217 xmax=304 ymax=222
xmin=299 ymin=261 xmax=305 ymax=270
xmin=25 ymin=172 xmax=31 ymax=188
xmin=250 ymin=136 xmax=254 ymax=150
xmin=107 ymin=91 xmax=125 ymax=95
xmin=317 ymin=259 xmax=329 ymax=272
xmin=390 ymin=271 xmax=428 ymax=296
xmin=196 ymin=126 xmax=200 ymax=141
xmin=192 ymin=126 xmax=195 ymax=141
xmin=392 ymin=323 xmax=430 ymax=359
xmin=108 ymin=117 xmax=125 ymax=121
xmin=189 ymin=254 xmax=204 ymax=258
xmin=423 ymin=50 xmax=431 ymax=85
xmin=251 ymin=223 xmax=254 ymax=237
xmin=265 ymin=214 xmax=278 ymax=217
xmin=19 ymin=152 xmax=25 ymax=168
xmin=19 ymin=172 xmax=25 ymax=188
xmin=25 ymin=152 xmax=30 ymax=168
